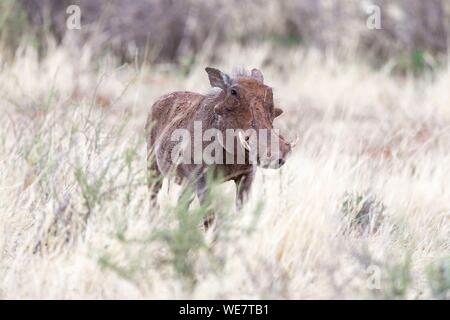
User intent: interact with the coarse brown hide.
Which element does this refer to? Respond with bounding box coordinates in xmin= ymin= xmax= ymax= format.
xmin=146 ymin=67 xmax=292 ymax=229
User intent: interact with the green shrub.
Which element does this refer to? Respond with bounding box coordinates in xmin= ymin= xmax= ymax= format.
xmin=340 ymin=191 xmax=386 ymax=235
xmin=427 ymin=257 xmax=450 ymax=299
xmin=0 ymin=0 xmax=33 ymax=53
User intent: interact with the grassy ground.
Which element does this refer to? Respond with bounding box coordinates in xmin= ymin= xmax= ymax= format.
xmin=0 ymin=43 xmax=449 ymax=299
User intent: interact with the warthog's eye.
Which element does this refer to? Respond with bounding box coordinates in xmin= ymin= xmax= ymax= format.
xmin=230 ymin=88 xmax=238 ymax=96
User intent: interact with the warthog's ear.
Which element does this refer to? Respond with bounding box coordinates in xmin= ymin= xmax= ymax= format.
xmin=251 ymin=68 xmax=264 ymax=83
xmin=274 ymin=107 xmax=283 ymax=118
xmin=205 ymin=67 xmax=231 ymax=90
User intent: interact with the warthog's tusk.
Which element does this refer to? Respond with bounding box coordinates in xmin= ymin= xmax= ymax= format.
xmin=238 ymin=131 xmax=251 ymax=151
xmin=290 ymin=135 xmax=299 ymax=149
xmin=217 ymin=134 xmax=233 ymax=154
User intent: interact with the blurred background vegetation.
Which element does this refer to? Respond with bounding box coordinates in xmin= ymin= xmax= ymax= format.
xmin=1 ymin=0 xmax=449 ymax=73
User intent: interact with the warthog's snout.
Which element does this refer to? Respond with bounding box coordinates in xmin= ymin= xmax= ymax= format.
xmin=239 ymin=130 xmax=293 ymax=169
xmin=259 ymin=134 xmax=292 ymax=169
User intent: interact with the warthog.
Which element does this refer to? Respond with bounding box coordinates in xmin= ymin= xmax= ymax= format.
xmin=146 ymin=67 xmax=293 ymax=229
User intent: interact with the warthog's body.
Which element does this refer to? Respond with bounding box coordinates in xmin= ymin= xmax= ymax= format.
xmin=146 ymin=67 xmax=291 ymax=228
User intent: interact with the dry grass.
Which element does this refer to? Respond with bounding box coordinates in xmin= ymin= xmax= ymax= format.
xmin=0 ymin=43 xmax=449 ymax=299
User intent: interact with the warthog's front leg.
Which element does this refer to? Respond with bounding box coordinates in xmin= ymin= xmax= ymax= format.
xmin=195 ymin=175 xmax=215 ymax=230
xmin=235 ymin=172 xmax=254 ymax=211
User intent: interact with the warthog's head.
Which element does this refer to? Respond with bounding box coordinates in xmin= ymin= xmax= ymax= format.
xmin=206 ymin=67 xmax=294 ymax=168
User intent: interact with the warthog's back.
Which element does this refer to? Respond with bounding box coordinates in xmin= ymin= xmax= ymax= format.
xmin=146 ymin=91 xmax=204 ymax=139
xmin=146 ymin=91 xmax=205 ymax=176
